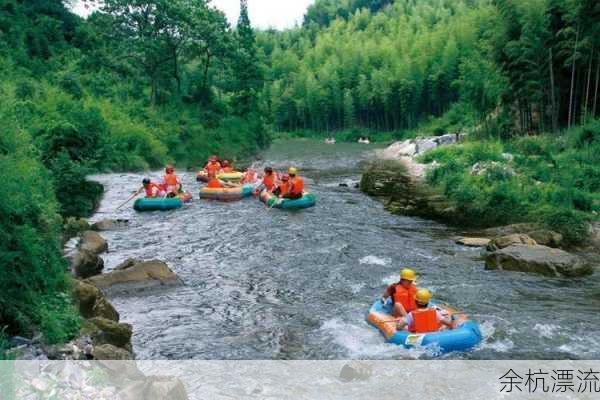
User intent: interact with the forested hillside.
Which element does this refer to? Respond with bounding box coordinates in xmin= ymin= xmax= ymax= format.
xmin=259 ymin=0 xmax=599 ymax=136
xmin=0 ymin=0 xmax=266 ymax=351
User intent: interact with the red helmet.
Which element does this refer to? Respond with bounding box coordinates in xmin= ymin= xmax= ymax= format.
xmin=281 ymin=173 xmax=290 ymax=181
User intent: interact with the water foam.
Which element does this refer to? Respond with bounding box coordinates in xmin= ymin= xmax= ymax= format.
xmin=359 ymin=255 xmax=391 ymax=266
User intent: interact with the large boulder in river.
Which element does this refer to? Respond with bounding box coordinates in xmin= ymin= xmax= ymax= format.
xmin=86 ymin=260 xmax=182 ymax=294
xmin=79 ymin=231 xmax=108 ymax=255
xmin=485 ymin=244 xmax=593 ymax=277
xmin=486 ymin=234 xmax=537 ymax=252
xmin=92 ymin=219 xmax=129 ymax=232
xmin=72 ymin=280 xmax=119 ymax=321
xmin=71 ymin=250 xmax=104 ymax=279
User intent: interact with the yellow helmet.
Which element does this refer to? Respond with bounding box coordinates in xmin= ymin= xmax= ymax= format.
xmin=400 ymin=268 xmax=416 ymax=282
xmin=415 ymin=289 xmax=432 ymax=305
xmin=288 ymin=167 xmax=298 ymax=175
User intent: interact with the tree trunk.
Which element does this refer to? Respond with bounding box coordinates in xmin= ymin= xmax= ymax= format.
xmin=594 ymin=58 xmax=600 ymax=118
xmin=583 ymin=47 xmax=594 ymax=123
xmin=568 ymin=27 xmax=579 ymax=130
xmin=203 ymin=50 xmax=212 ymax=89
xmin=549 ymin=48 xmax=558 ymax=132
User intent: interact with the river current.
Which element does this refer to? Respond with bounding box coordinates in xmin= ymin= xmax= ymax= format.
xmin=89 ymin=139 xmax=600 ymax=360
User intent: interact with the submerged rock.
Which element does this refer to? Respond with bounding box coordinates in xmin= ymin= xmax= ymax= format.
xmin=86 ymin=260 xmax=182 ymax=294
xmin=456 ymin=237 xmax=491 ymax=247
xmin=487 ymin=234 xmax=537 ymax=252
xmin=118 ymin=376 xmax=189 ymax=400
xmin=485 ymin=244 xmax=593 ymax=277
xmin=339 ymin=361 xmax=373 ymax=382
xmin=79 ymin=231 xmax=108 ymax=255
xmin=92 ymin=219 xmax=129 ymax=231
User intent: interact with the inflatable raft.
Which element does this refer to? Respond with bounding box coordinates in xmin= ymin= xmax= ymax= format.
xmin=199 ymin=184 xmax=254 ymax=201
xmin=259 ymin=190 xmax=317 ymax=210
xmin=196 ymin=171 xmax=209 ymax=183
xmin=367 ymin=300 xmax=481 ymax=354
xmin=217 ymin=171 xmax=243 ymax=182
xmin=134 ymin=197 xmax=183 ymax=212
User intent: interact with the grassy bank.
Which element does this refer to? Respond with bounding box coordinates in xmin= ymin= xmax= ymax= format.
xmin=417 ymin=120 xmax=600 ymax=245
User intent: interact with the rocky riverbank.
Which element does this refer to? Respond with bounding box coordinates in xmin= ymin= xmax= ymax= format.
xmin=10 ymin=218 xmax=182 ymax=361
xmin=361 ymin=135 xmax=598 ymax=278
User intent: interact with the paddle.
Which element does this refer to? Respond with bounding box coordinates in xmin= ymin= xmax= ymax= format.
xmin=116 ymin=189 xmax=142 ymax=210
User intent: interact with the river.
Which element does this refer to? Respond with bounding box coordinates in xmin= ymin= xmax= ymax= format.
xmin=89 ymin=139 xmax=600 ymax=360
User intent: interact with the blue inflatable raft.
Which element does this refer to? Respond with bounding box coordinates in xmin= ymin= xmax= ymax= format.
xmin=133 ymin=197 xmax=184 ymax=211
xmin=367 ymin=299 xmax=482 ymax=354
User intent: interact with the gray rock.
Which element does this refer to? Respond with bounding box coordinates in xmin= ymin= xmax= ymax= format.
xmin=456 ymin=237 xmax=491 ymax=247
xmin=487 ymin=234 xmax=537 ymax=252
xmin=482 ymin=223 xmax=541 ymax=237
xmin=71 ymin=250 xmax=104 ymax=279
xmin=79 ymin=231 xmax=108 ymax=255
xmin=119 ymin=376 xmax=189 ymax=400
xmin=528 ymin=230 xmax=563 ymax=248
xmin=93 ymin=344 xmax=133 ymax=360
xmin=89 ymin=318 xmax=133 ymax=349
xmin=340 ymin=361 xmax=373 ymax=382
xmin=92 ymin=219 xmax=129 ymax=232
xmin=86 ymin=260 xmax=182 ymax=294
xmin=485 ymin=244 xmax=593 ymax=277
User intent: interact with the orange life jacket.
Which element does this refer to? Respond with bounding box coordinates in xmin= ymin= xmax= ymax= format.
xmin=408 ymin=308 xmax=441 ymax=333
xmin=222 ymin=167 xmax=234 ymax=173
xmin=289 ymin=176 xmax=304 ymax=196
xmin=277 ymin=181 xmax=291 ymax=196
xmin=242 ymin=171 xmax=257 ymax=184
xmin=392 ymin=283 xmax=417 ymax=313
xmin=144 ymin=183 xmax=161 ymax=198
xmin=164 ymin=173 xmax=179 ymax=186
xmin=207 ymin=178 xmax=223 ymax=189
xmin=205 ymin=162 xmax=221 ymax=175
xmin=263 ymin=173 xmax=278 ymax=191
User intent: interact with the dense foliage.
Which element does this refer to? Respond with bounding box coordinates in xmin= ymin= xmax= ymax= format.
xmin=419 ymin=119 xmax=600 ymax=244
xmin=258 ymin=0 xmax=599 ymax=136
xmin=0 ymin=0 xmax=266 ymax=346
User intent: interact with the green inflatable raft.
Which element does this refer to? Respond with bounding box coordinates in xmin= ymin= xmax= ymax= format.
xmin=259 ymin=191 xmax=317 ymax=210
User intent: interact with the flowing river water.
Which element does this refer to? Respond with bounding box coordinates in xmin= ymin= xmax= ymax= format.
xmin=89 ymin=139 xmax=600 ymax=360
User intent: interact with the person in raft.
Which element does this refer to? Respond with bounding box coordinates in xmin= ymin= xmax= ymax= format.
xmin=241 ymin=168 xmax=258 ymax=184
xmin=220 ymin=160 xmax=235 ymax=173
xmin=204 ymin=156 xmax=221 ymax=176
xmin=382 ymin=268 xmax=418 ymax=317
xmin=139 ymin=178 xmax=166 ymax=198
xmin=284 ymin=167 xmax=304 ymax=200
xmin=206 ymin=172 xmax=224 ymax=189
xmin=163 ymin=165 xmax=182 ymax=196
xmin=396 ymin=289 xmax=452 ymax=334
xmin=273 ymin=173 xmax=291 ymax=197
xmin=255 ymin=166 xmax=279 ymax=194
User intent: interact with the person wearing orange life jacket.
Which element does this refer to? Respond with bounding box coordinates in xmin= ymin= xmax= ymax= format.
xmin=284 ymin=167 xmax=304 ymax=200
xmin=396 ymin=289 xmax=452 ymax=334
xmin=382 ymin=268 xmax=419 ymax=317
xmin=241 ymin=168 xmax=258 ymax=184
xmin=139 ymin=178 xmax=166 ymax=198
xmin=204 ymin=156 xmax=222 ymax=176
xmin=257 ymin=167 xmax=279 ymax=193
xmin=273 ymin=173 xmax=291 ymax=197
xmin=162 ymin=165 xmax=182 ymax=196
xmin=220 ymin=160 xmax=234 ymax=173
